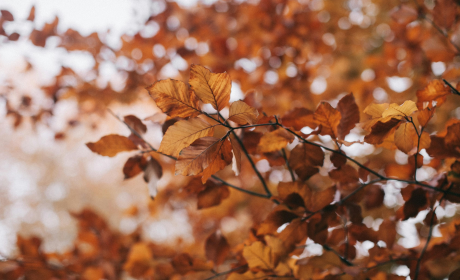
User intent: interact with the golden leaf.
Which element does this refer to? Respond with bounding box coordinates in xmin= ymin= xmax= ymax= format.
xmin=242 ymin=241 xmax=273 ymax=270
xmin=146 ymin=79 xmax=201 ymax=118
xmin=228 ymin=100 xmax=259 ymax=125
xmin=158 ymin=118 xmax=216 ymax=157
xmin=394 ymin=122 xmax=418 ymax=154
xmin=86 ymin=134 xmax=137 ymax=157
xmin=314 ymin=102 xmax=342 ymax=138
xmin=257 ymin=128 xmax=295 ymax=153
xmin=189 ymin=64 xmax=231 ymax=111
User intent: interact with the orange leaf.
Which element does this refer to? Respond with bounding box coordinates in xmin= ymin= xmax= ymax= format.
xmin=445 ymin=123 xmax=460 ymax=150
xmin=416 ymin=80 xmax=450 ymax=108
xmin=417 ymin=107 xmax=435 ymax=127
xmin=158 ymin=118 xmax=216 ymax=157
xmin=278 ymin=218 xmax=308 ymax=250
xmin=288 ymin=143 xmax=324 ymax=181
xmin=281 ymin=107 xmax=316 ymax=130
xmin=229 ymin=134 xmax=242 ymax=175
xmin=86 ymin=134 xmax=137 ymax=157
xmin=205 ymin=231 xmax=230 ymax=265
xmin=175 ymin=137 xmax=232 ymax=182
xmin=146 ymin=79 xmax=201 ymax=118
xmin=123 ymin=155 xmax=147 ymax=179
xmin=314 ymin=102 xmax=341 ymax=138
xmin=394 ymin=122 xmax=418 ymax=154
xmin=278 ymin=182 xmax=335 ymax=212
xmin=228 ymin=100 xmax=259 ymax=125
xmin=433 ymin=0 xmax=456 ymax=29
xmin=197 ymin=183 xmax=230 ymax=209
xmin=381 ymin=100 xmax=418 ymax=119
xmin=189 ymin=64 xmax=231 ymax=111
xmin=337 ymin=93 xmax=359 ymax=139
xmin=257 ymin=128 xmax=295 ymax=153
xmin=243 ymin=241 xmax=273 ymax=270
xmin=361 ymin=103 xmax=390 ymax=131
xmin=123 ymin=243 xmax=153 ymax=278
xmin=364 ymin=118 xmax=401 ymax=145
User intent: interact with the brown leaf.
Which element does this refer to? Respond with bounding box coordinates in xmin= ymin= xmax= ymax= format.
xmin=278 ymin=182 xmax=335 ymax=212
xmin=288 ymin=143 xmax=324 ymax=181
xmin=378 ymin=220 xmax=397 ymax=249
xmin=205 ymin=231 xmax=230 ymax=265
xmin=197 ymin=183 xmax=230 ymax=209
xmin=257 ymin=209 xmax=299 ymax=235
xmin=330 ymin=152 xmax=347 ymax=168
xmin=281 ymin=107 xmax=316 ymax=130
xmin=159 ymin=118 xmax=215 ymax=157
xmin=257 ymin=128 xmax=295 ymax=153
xmin=189 ymin=64 xmax=231 ymax=111
xmin=364 ymin=118 xmax=401 ymax=145
xmin=123 ymin=155 xmax=147 ymax=179
xmin=314 ymin=102 xmax=341 ymax=138
xmin=337 ymin=93 xmax=360 ymax=139
xmin=123 ymin=243 xmax=153 ymax=278
xmin=417 ymin=107 xmax=435 ymax=127
xmin=361 ymin=103 xmax=390 ymax=131
xmin=364 ymin=185 xmax=385 ymax=209
xmin=86 ymin=134 xmax=138 ymax=157
xmin=445 ymin=123 xmax=460 ymax=150
xmin=143 ymin=157 xmax=163 ymax=199
xmin=175 ymin=137 xmax=232 ymax=183
xmin=146 ymin=79 xmax=201 ymax=118
xmin=243 ymin=241 xmax=273 ymax=270
xmin=1 ymin=10 xmax=14 ymax=21
xmin=228 ymin=100 xmax=259 ymax=125
xmin=427 ymin=135 xmax=460 ymax=159
xmin=278 ymin=218 xmax=308 ymax=250
xmin=27 ymin=6 xmax=35 ymax=21
xmin=449 ymin=268 xmax=460 ymax=280
xmin=171 ymin=253 xmax=213 ymax=275
xmin=433 ymin=0 xmax=457 ymax=29
xmin=403 ymin=188 xmax=427 ymax=220
xmin=229 ymin=134 xmax=242 ymax=175
xmin=416 ymin=80 xmax=450 ymax=108
xmin=124 ymin=115 xmax=147 ymax=134
xmin=390 ymin=5 xmax=418 ymax=24
xmin=394 ymin=122 xmax=418 ymax=154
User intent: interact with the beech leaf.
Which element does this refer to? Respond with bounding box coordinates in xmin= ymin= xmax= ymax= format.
xmin=205 ymin=231 xmax=229 ymax=265
xmin=189 ymin=64 xmax=231 ymax=111
xmin=381 ymin=100 xmax=418 ymax=119
xmin=314 ymin=102 xmax=341 ymax=138
xmin=337 ymin=93 xmax=359 ymax=139
xmin=257 ymin=128 xmax=295 ymax=153
xmin=158 ymin=118 xmax=216 ymax=157
xmin=229 ymin=134 xmax=242 ymax=175
xmin=86 ymin=134 xmax=137 ymax=157
xmin=243 ymin=241 xmax=273 ymax=270
xmin=228 ymin=100 xmax=259 ymax=125
xmin=394 ymin=122 xmax=418 ymax=154
xmin=416 ymin=80 xmax=450 ymax=108
xmin=289 ymin=143 xmax=324 ymax=181
xmin=146 ymin=79 xmax=201 ymax=118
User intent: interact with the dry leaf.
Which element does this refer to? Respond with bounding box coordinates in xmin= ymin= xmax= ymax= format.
xmin=314 ymin=102 xmax=341 ymax=138
xmin=228 ymin=100 xmax=259 ymax=125
xmin=242 ymin=241 xmax=273 ymax=270
xmin=337 ymin=93 xmax=359 ymax=139
xmin=258 ymin=128 xmax=295 ymax=153
xmin=86 ymin=134 xmax=138 ymax=157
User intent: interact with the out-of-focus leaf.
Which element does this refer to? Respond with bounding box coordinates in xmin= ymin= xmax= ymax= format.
xmin=197 ymin=183 xmax=230 ymax=209
xmin=123 ymin=155 xmax=147 ymax=179
xmin=229 ymin=134 xmax=242 ymax=175
xmin=146 ymin=79 xmax=201 ymax=118
xmin=281 ymin=107 xmax=316 ymax=130
xmin=402 ymin=188 xmax=427 ymax=220
xmin=433 ymin=0 xmax=456 ymax=29
xmin=123 ymin=243 xmax=153 ymax=278
xmin=416 ymin=80 xmax=450 ymax=108
xmin=243 ymin=241 xmax=273 ymax=270
xmin=158 ymin=118 xmax=215 ymax=157
xmin=189 ymin=64 xmax=231 ymax=111
xmin=86 ymin=134 xmax=138 ymax=157
xmin=205 ymin=231 xmax=229 ymax=265
xmin=228 ymin=100 xmax=258 ymax=125
xmin=143 ymin=157 xmax=163 ymax=199
xmin=418 ymin=107 xmax=435 ymax=127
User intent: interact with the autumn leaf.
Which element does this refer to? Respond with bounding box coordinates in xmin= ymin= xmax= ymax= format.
xmin=394 ymin=122 xmax=418 ymax=154
xmin=445 ymin=123 xmax=460 ymax=150
xmin=175 ymin=137 xmax=232 ymax=183
xmin=243 ymin=241 xmax=273 ymax=270
xmin=361 ymin=103 xmax=390 ymax=131
xmin=402 ymin=188 xmax=427 ymax=220
xmin=257 ymin=128 xmax=295 ymax=153
xmin=143 ymin=157 xmax=163 ymax=199
xmin=278 ymin=182 xmax=335 ymax=212
xmin=381 ymin=100 xmax=418 ymax=119
xmin=228 ymin=100 xmax=259 ymax=125
xmin=289 ymin=143 xmax=324 ymax=181
xmin=197 ymin=182 xmax=230 ymax=209
xmin=278 ymin=218 xmax=308 ymax=250
xmin=417 ymin=107 xmax=435 ymax=127
xmin=416 ymin=80 xmax=450 ymax=108
xmin=86 ymin=134 xmax=138 ymax=157
xmin=146 ymin=79 xmax=201 ymax=118
xmin=336 ymin=93 xmax=359 ymax=139
xmin=364 ymin=117 xmax=401 ymax=145
xmin=229 ymin=134 xmax=242 ymax=175
xmin=314 ymin=102 xmax=341 ymax=138
xmin=433 ymin=0 xmax=457 ymax=29
xmin=123 ymin=243 xmax=153 ymax=278
xmin=189 ymin=64 xmax=231 ymax=111
xmin=124 ymin=115 xmax=147 ymax=134
xmin=158 ymin=118 xmax=216 ymax=157
xmin=205 ymin=231 xmax=229 ymax=265
xmin=281 ymin=107 xmax=316 ymax=130
xmin=123 ymin=155 xmax=147 ymax=179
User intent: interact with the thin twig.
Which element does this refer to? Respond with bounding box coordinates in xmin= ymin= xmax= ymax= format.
xmin=281 ymin=148 xmax=296 ymax=182
xmin=443 ymin=79 xmax=460 ymax=96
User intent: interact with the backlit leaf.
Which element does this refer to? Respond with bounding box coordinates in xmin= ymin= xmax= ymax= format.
xmin=416 ymin=80 xmax=450 ymax=108
xmin=143 ymin=157 xmax=163 ymax=199
xmin=189 ymin=64 xmax=231 ymax=111
xmin=158 ymin=118 xmax=215 ymax=157
xmin=417 ymin=107 xmax=435 ymax=127
xmin=314 ymin=102 xmax=341 ymax=138
xmin=364 ymin=118 xmax=401 ymax=145
xmin=381 ymin=100 xmax=418 ymax=119
xmin=229 ymin=134 xmax=242 ymax=175
xmin=146 ymin=79 xmax=201 ymax=118
xmin=228 ymin=100 xmax=258 ymax=125
xmin=257 ymin=128 xmax=295 ymax=153
xmin=337 ymin=93 xmax=359 ymax=139
xmin=394 ymin=122 xmax=418 ymax=154
xmin=243 ymin=241 xmax=273 ymax=270
xmin=289 ymin=143 xmax=324 ymax=181
xmin=281 ymin=107 xmax=316 ymax=130
xmin=86 ymin=134 xmax=137 ymax=157
xmin=175 ymin=137 xmax=232 ymax=182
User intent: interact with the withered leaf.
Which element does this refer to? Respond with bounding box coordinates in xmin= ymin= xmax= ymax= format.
xmin=189 ymin=64 xmax=231 ymax=111
xmin=197 ymin=183 xmax=230 ymax=209
xmin=433 ymin=0 xmax=456 ymax=29
xmin=257 ymin=128 xmax=295 ymax=153
xmin=278 ymin=218 xmax=308 ymax=250
xmin=403 ymin=188 xmax=427 ymax=220
xmin=159 ymin=118 xmax=216 ymax=157
xmin=146 ymin=79 xmax=201 ymax=119
xmin=123 ymin=243 xmax=153 ymax=278
xmin=205 ymin=231 xmax=229 ymax=265
xmin=243 ymin=241 xmax=273 ymax=270
xmin=378 ymin=220 xmax=397 ymax=249
xmin=289 ymin=143 xmax=324 ymax=181
xmin=86 ymin=134 xmax=138 ymax=157
xmin=361 ymin=103 xmax=390 ymax=131
xmin=143 ymin=157 xmax=163 ymax=199
xmin=364 ymin=118 xmax=401 ymax=145
xmin=175 ymin=137 xmax=232 ymax=183
xmin=445 ymin=123 xmax=460 ymax=150
xmin=257 ymin=209 xmax=299 ymax=235
xmin=278 ymin=182 xmax=335 ymax=212
xmin=394 ymin=122 xmax=418 ymax=154
xmin=337 ymin=93 xmax=359 ymax=139
xmin=417 ymin=107 xmax=435 ymax=127
xmin=281 ymin=107 xmax=316 ymax=130
xmin=228 ymin=100 xmax=258 ymax=125
xmin=123 ymin=155 xmax=147 ymax=179
xmin=381 ymin=100 xmax=418 ymax=119
xmin=229 ymin=134 xmax=242 ymax=175
xmin=416 ymin=80 xmax=450 ymax=108
xmin=124 ymin=115 xmax=147 ymax=134
xmin=314 ymin=102 xmax=341 ymax=138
